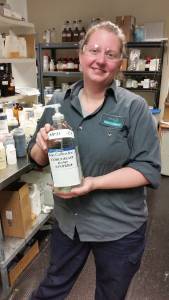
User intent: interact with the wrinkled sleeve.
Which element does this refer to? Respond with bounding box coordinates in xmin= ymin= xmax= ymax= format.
xmin=27 ymin=93 xmax=60 ymax=166
xmin=127 ymin=98 xmax=161 ymax=188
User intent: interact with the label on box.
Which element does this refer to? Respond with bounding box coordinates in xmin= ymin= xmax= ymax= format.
xmin=6 ymin=210 xmax=13 ymax=220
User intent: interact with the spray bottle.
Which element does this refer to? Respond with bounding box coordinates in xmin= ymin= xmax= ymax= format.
xmin=46 ymin=104 xmax=83 ymax=193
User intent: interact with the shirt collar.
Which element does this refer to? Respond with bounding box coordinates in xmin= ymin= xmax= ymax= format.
xmin=64 ymin=79 xmax=118 ymax=103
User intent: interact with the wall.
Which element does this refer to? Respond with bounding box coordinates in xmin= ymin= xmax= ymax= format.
xmin=27 ymin=0 xmax=169 ymax=113
xmin=7 ymin=0 xmax=28 ymax=20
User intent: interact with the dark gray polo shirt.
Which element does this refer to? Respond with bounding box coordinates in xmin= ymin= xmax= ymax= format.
xmin=28 ymin=80 xmax=161 ymax=241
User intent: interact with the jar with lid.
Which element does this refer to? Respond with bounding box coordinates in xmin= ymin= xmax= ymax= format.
xmin=13 ymin=127 xmax=26 ymax=157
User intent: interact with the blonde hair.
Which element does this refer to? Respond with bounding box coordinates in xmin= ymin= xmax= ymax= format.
xmin=79 ymin=20 xmax=126 ymax=57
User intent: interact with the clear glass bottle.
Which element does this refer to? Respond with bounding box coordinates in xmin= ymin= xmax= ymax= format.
xmin=49 ymin=58 xmax=55 ymax=71
xmin=47 ymin=104 xmax=83 ymax=193
xmin=51 ymin=27 xmax=57 ymax=43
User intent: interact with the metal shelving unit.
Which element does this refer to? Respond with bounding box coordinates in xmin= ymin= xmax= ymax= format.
xmin=43 ymin=71 xmax=81 ymax=77
xmin=123 ymin=40 xmax=166 ymax=108
xmin=0 ymin=15 xmax=38 ymax=106
xmin=0 ymin=158 xmax=51 ymax=298
xmin=0 ymin=16 xmax=50 ymax=299
xmin=36 ymin=42 xmax=82 ymax=104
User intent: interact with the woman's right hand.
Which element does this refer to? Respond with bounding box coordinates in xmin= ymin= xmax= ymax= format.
xmin=30 ymin=123 xmax=52 ymax=166
xmin=36 ymin=123 xmax=52 ymax=153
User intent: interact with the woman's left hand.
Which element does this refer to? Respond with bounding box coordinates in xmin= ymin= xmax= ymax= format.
xmin=53 ymin=177 xmax=95 ymax=199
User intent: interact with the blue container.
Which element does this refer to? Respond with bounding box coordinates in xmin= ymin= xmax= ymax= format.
xmin=134 ymin=26 xmax=144 ymax=42
xmin=13 ymin=127 xmax=26 ymax=157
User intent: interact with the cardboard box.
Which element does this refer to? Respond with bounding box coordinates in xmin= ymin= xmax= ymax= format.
xmin=163 ymin=102 xmax=169 ymax=122
xmin=8 ymin=240 xmax=39 ymax=286
xmin=116 ymin=15 xmax=136 ymax=42
xmin=0 ymin=182 xmax=32 ymax=238
xmin=120 ymin=58 xmax=128 ymax=71
xmin=159 ymin=123 xmax=169 ymax=176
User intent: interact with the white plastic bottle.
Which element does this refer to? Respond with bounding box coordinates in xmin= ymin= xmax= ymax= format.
xmin=6 ymin=144 xmax=17 ymax=165
xmin=0 ymin=142 xmax=7 ymax=169
xmin=28 ymin=183 xmax=41 ymax=218
xmin=47 ymin=104 xmax=83 ymax=193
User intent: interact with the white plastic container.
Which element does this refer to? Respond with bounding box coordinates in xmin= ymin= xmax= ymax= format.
xmin=0 ymin=142 xmax=6 ymax=169
xmin=28 ymin=183 xmax=41 ymax=217
xmin=6 ymin=144 xmax=17 ymax=165
xmin=0 ymin=34 xmax=4 ymax=58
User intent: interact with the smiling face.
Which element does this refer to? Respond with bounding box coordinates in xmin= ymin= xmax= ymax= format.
xmin=79 ymin=29 xmax=122 ymax=88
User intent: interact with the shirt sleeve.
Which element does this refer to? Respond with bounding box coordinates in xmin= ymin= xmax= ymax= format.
xmin=27 ymin=93 xmax=60 ymax=166
xmin=127 ymin=97 xmax=161 ymax=189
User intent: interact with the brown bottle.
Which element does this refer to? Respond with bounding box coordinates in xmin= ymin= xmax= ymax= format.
xmin=67 ymin=27 xmax=73 ymax=42
xmin=72 ymin=21 xmax=79 ymax=42
xmin=13 ymin=103 xmax=23 ymax=122
xmin=62 ymin=26 xmax=67 ymax=43
xmin=79 ymin=26 xmax=86 ymax=41
xmin=8 ymin=75 xmax=15 ymax=96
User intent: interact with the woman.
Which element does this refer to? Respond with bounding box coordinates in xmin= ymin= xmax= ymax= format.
xmin=29 ymin=21 xmax=161 ymax=300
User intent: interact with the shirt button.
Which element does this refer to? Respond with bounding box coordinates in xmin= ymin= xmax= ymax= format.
xmin=74 ymin=213 xmax=78 ymax=216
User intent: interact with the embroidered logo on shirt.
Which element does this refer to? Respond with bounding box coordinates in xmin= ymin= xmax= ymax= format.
xmin=100 ymin=114 xmax=125 ymax=129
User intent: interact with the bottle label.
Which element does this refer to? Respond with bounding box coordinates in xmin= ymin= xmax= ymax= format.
xmin=2 ymin=81 xmax=8 ymax=85
xmin=48 ymin=129 xmax=74 ymax=140
xmin=48 ymin=147 xmax=81 ymax=187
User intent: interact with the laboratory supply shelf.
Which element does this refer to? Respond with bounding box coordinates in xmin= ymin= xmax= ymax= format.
xmin=0 ymin=15 xmax=37 ymax=106
xmin=0 ymin=157 xmax=32 ymax=191
xmin=0 ymin=58 xmax=36 ymax=64
xmin=122 ymin=40 xmax=166 ymax=108
xmin=36 ymin=41 xmax=166 ymax=106
xmin=40 ymin=42 xmax=79 ymax=49
xmin=43 ymin=71 xmax=81 ymax=77
xmin=0 ymin=159 xmax=52 ymax=298
xmin=126 ymin=88 xmax=158 ymax=92
xmin=36 ymin=42 xmax=81 ymax=103
xmin=0 ymin=93 xmax=27 ymax=103
xmin=0 ymin=15 xmax=35 ymax=34
xmin=127 ymin=41 xmax=165 ymax=48
xmin=0 ymin=15 xmax=41 ymax=299
xmin=1 ymin=212 xmax=50 ymax=268
xmin=123 ymin=71 xmax=161 ymax=76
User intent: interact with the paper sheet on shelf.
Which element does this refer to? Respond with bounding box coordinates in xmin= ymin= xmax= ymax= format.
xmin=15 ymin=87 xmax=40 ymax=96
xmin=160 ymin=121 xmax=169 ymax=126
